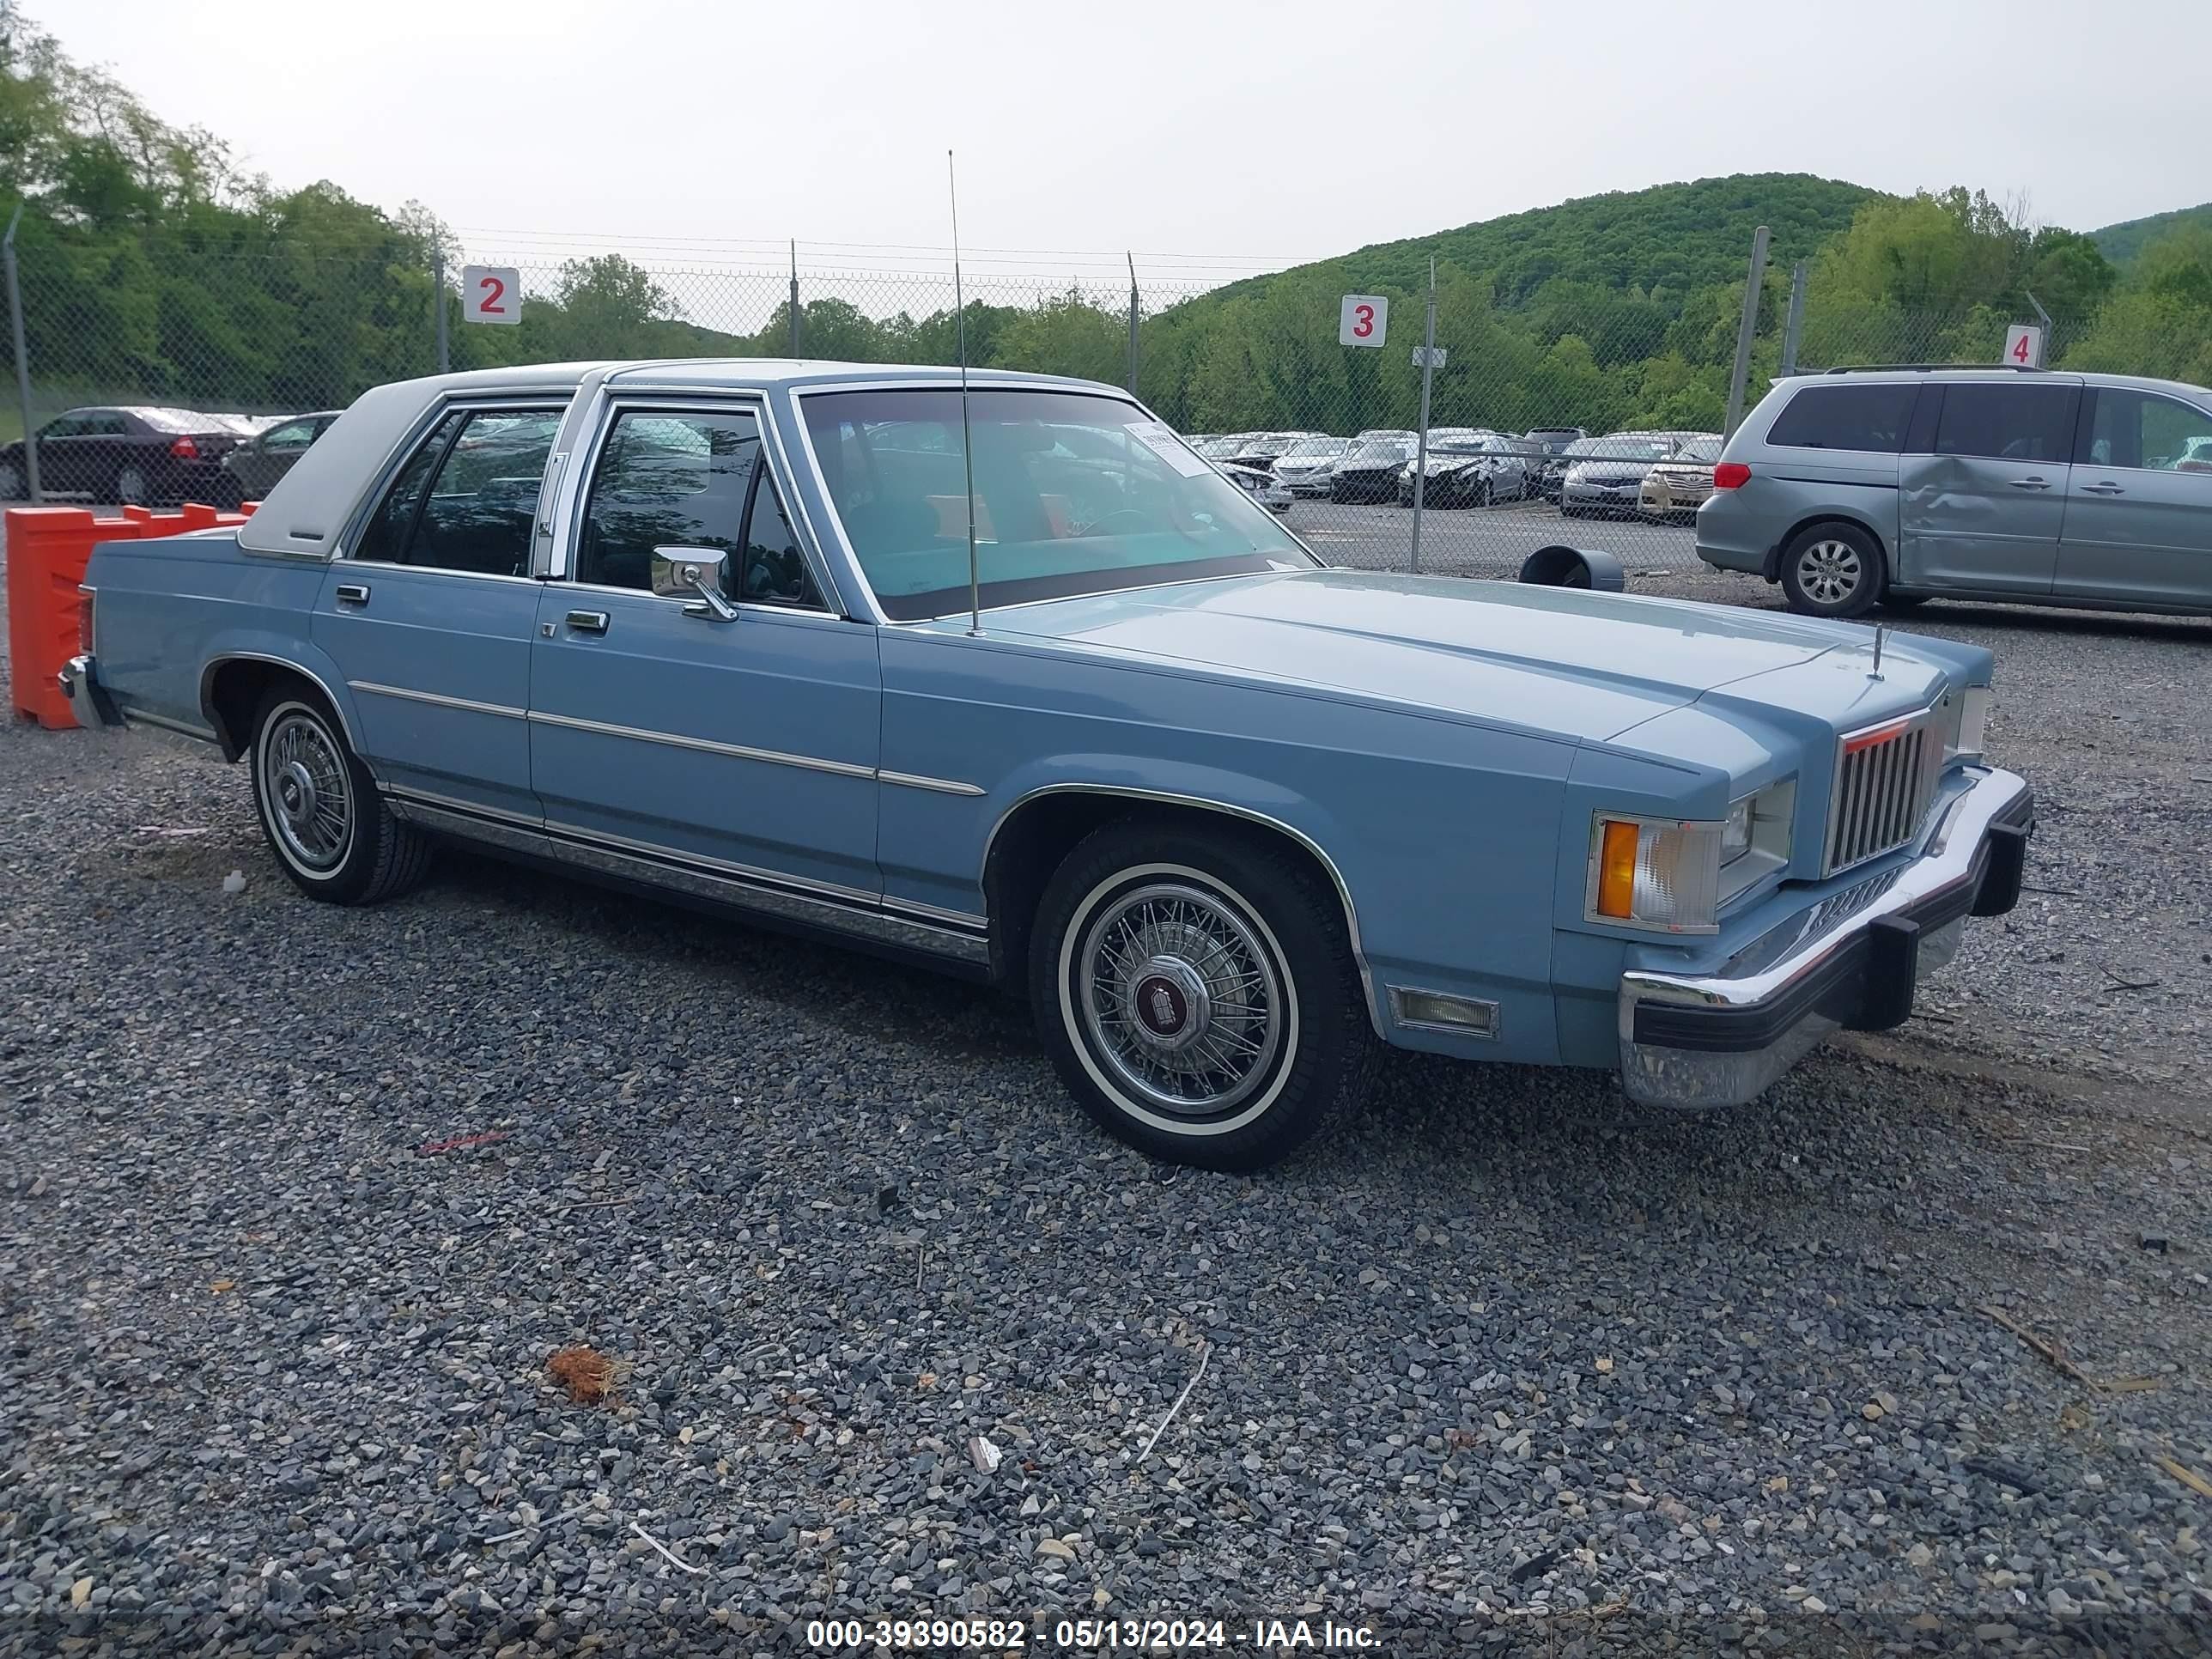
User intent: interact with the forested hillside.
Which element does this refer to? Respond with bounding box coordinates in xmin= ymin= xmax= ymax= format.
xmin=5 ymin=0 xmax=2210 ymax=444
xmin=2094 ymin=204 xmax=2212 ymax=268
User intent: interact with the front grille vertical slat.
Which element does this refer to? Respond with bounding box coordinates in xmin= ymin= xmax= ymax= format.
xmin=1825 ymin=712 xmax=1942 ymax=878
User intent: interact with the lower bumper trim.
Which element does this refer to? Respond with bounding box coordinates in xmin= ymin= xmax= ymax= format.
xmin=58 ymin=653 xmax=123 ymax=730
xmin=1617 ymin=766 xmax=2031 ymax=1109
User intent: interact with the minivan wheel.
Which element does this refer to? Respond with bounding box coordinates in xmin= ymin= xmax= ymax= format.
xmin=1030 ymin=817 xmax=1376 ymax=1172
xmin=1780 ymin=523 xmax=1883 ymax=618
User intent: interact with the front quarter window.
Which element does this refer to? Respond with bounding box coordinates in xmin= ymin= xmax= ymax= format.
xmin=800 ymin=387 xmax=1316 ymax=621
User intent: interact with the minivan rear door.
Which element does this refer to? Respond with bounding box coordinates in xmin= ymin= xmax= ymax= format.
xmin=1899 ymin=378 xmax=2081 ymax=595
xmin=2055 ymin=386 xmax=2212 ymax=607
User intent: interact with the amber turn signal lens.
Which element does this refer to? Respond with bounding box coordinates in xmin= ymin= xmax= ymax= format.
xmin=1596 ymin=818 xmax=1640 ymax=919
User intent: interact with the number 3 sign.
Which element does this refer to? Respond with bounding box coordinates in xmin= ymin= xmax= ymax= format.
xmin=1339 ymin=295 xmax=1388 ymax=349
xmin=460 ymin=264 xmax=523 ymax=325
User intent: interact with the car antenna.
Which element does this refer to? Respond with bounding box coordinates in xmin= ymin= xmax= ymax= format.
xmin=1869 ymin=624 xmax=1885 ymax=680
xmin=949 ymin=149 xmax=981 ymax=637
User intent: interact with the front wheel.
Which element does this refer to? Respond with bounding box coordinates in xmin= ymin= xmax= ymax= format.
xmin=249 ymin=686 xmax=433 ymax=903
xmin=1029 ymin=818 xmax=1376 ymax=1171
xmin=0 ymin=459 xmax=22 ymax=501
xmin=1779 ymin=522 xmax=1884 ymax=617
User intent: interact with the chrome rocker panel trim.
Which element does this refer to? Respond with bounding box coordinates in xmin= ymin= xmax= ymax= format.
xmin=1617 ymin=764 xmax=2033 ymax=1110
xmin=382 ymin=787 xmax=990 ymax=969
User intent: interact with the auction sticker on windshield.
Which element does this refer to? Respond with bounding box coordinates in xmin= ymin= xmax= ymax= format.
xmin=1127 ymin=420 xmax=1212 ymax=478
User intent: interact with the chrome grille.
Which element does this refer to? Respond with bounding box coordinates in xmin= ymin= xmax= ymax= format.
xmin=1824 ymin=712 xmax=1942 ymax=877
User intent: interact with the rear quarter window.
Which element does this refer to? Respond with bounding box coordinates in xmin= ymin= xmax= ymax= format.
xmin=1765 ymin=384 xmax=1917 ymax=453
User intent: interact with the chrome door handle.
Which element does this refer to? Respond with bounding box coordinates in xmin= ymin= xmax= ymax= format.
xmin=565 ymin=610 xmax=610 ymax=635
xmin=2080 ymin=480 xmax=2125 ymax=495
xmin=2005 ymin=477 xmax=2051 ymax=489
xmin=334 ymin=582 xmax=370 ymax=605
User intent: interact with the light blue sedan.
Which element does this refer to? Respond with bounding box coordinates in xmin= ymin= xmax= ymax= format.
xmin=62 ymin=361 xmax=2033 ymax=1170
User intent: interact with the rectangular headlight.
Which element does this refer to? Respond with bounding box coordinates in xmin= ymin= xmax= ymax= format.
xmin=1587 ymin=813 xmax=1722 ymax=934
xmin=1948 ymin=686 xmax=1991 ymax=762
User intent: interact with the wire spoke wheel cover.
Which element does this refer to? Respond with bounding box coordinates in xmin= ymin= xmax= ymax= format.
xmin=1065 ymin=872 xmax=1294 ymax=1127
xmin=260 ymin=708 xmax=353 ymax=872
xmin=1798 ymin=538 xmax=1863 ymax=606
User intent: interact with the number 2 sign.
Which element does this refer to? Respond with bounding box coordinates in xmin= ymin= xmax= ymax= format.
xmin=460 ymin=264 xmax=523 ymax=326
xmin=1338 ymin=295 xmax=1388 ymax=349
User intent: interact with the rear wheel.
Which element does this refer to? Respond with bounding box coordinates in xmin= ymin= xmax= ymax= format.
xmin=113 ymin=464 xmax=149 ymax=506
xmin=249 ymin=686 xmax=432 ymax=903
xmin=1029 ymin=818 xmax=1376 ymax=1172
xmin=0 ymin=459 xmax=21 ymax=501
xmin=1780 ymin=522 xmax=1884 ymax=618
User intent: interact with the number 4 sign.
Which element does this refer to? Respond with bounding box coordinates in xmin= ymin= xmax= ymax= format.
xmin=1339 ymin=295 xmax=1388 ymax=349
xmin=2002 ymin=324 xmax=2044 ymax=368
xmin=461 ymin=264 xmax=522 ymax=325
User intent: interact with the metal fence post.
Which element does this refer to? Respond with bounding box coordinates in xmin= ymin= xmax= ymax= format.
xmin=3 ymin=205 xmax=40 ymax=502
xmin=432 ymin=242 xmax=449 ymax=374
xmin=1723 ymin=226 xmax=1771 ymax=440
xmin=1408 ymin=257 xmax=1437 ymax=576
xmin=1779 ymin=259 xmax=1807 ymax=379
xmin=789 ymin=240 xmax=802 ymax=357
xmin=2025 ymin=289 xmax=2054 ymax=363
xmin=1126 ymin=252 xmax=1139 ymax=394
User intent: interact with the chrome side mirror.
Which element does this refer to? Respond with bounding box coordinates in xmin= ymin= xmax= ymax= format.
xmin=652 ymin=545 xmax=738 ymax=622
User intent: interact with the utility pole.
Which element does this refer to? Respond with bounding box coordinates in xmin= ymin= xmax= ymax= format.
xmin=1409 ymin=256 xmax=1437 ymax=575
xmin=4 ymin=205 xmax=41 ymax=501
xmin=1126 ymin=252 xmax=1139 ymax=394
xmin=1723 ymin=225 xmax=1771 ymax=439
xmin=789 ymin=240 xmax=802 ymax=357
xmin=432 ymin=240 xmax=449 ymax=374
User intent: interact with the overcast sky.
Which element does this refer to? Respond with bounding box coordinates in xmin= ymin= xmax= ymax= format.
xmin=35 ymin=0 xmax=2212 ymax=281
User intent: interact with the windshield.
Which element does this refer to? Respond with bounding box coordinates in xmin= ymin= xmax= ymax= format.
xmin=1282 ymin=438 xmax=1348 ymax=458
xmin=1673 ymin=438 xmax=1723 ymax=463
xmin=1347 ymin=440 xmax=1411 ymax=463
xmin=1568 ymin=436 xmax=1670 ymax=461
xmin=801 ymin=387 xmax=1316 ymax=622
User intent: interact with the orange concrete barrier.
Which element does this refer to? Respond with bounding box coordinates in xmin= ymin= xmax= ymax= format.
xmin=6 ymin=501 xmax=258 ymax=729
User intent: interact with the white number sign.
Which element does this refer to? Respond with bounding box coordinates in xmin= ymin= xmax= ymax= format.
xmin=1338 ymin=295 xmax=1388 ymax=349
xmin=461 ymin=264 xmax=522 ymax=325
xmin=2002 ymin=324 xmax=2044 ymax=368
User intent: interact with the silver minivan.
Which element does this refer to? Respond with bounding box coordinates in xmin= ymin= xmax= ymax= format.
xmin=1697 ymin=367 xmax=2212 ymax=617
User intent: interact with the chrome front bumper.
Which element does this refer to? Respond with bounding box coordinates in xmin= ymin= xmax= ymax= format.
xmin=1618 ymin=765 xmax=2033 ymax=1109
xmin=58 ymin=653 xmax=123 ymax=729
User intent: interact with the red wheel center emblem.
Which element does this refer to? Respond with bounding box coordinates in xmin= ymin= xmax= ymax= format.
xmin=1134 ymin=975 xmax=1189 ymax=1036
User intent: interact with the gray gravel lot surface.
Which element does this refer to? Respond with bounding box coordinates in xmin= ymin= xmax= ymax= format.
xmin=3 ymin=526 xmax=2209 ymax=1656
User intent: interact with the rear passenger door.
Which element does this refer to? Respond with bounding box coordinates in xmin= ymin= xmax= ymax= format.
xmin=312 ymin=402 xmax=563 ymax=822
xmin=2055 ymin=386 xmax=2212 ymax=607
xmin=1899 ymin=379 xmax=2081 ymax=595
xmin=528 ymin=400 xmax=882 ymax=901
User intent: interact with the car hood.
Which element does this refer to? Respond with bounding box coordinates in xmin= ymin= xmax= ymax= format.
xmin=955 ymin=570 xmax=1964 ymax=744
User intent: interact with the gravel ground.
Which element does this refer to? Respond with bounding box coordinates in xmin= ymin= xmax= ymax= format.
xmin=3 ymin=528 xmax=2209 ymax=1656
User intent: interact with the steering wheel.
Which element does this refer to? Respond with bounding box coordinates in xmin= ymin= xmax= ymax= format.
xmin=1080 ymin=509 xmax=1154 ymax=538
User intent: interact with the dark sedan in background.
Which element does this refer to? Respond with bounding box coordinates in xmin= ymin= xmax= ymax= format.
xmin=0 ymin=405 xmax=248 ymax=506
xmin=1329 ymin=435 xmax=1416 ymax=501
xmin=210 ymin=410 xmax=341 ymax=504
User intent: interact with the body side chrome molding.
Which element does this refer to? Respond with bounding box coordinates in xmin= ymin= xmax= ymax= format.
xmin=980 ymin=781 xmax=1382 ymax=1036
xmin=526 ymin=708 xmax=877 ymax=780
xmin=878 ymin=769 xmax=988 ymax=797
xmin=349 ymin=680 xmax=529 ymax=720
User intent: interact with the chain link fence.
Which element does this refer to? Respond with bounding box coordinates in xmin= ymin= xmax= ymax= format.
xmin=2 ymin=227 xmax=2089 ymax=580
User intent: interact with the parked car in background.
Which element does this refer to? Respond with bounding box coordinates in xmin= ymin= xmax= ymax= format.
xmin=1638 ymin=434 xmax=1725 ymax=522
xmin=212 ymin=410 xmax=342 ymax=505
xmin=1699 ymin=366 xmax=2212 ymax=618
xmin=1525 ymin=427 xmax=1590 ymax=501
xmin=0 ymin=404 xmax=246 ymax=506
xmin=1329 ymin=435 xmax=1416 ymax=502
xmin=1559 ymin=431 xmax=1708 ymax=519
xmin=1399 ymin=429 xmax=1528 ymax=507
xmin=61 ymin=359 xmax=2033 ymax=1172
xmin=1272 ymin=435 xmax=1353 ymax=497
xmin=1215 ymin=458 xmax=1293 ymax=514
